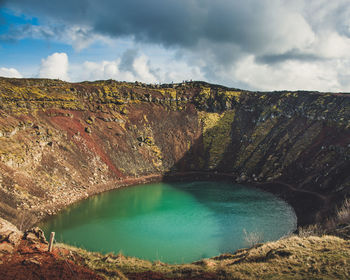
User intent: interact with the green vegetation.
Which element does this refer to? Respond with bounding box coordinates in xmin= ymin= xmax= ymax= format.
xmin=198 ymin=110 xmax=235 ymax=169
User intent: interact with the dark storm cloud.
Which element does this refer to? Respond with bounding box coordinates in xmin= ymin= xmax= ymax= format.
xmin=256 ymin=51 xmax=321 ymax=65
xmin=2 ymin=0 xmax=305 ymax=54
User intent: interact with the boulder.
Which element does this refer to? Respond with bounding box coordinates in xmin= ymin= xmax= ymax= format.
xmin=0 ymin=218 xmax=22 ymax=245
xmin=0 ymin=242 xmax=14 ymax=255
xmin=23 ymin=227 xmax=48 ymax=244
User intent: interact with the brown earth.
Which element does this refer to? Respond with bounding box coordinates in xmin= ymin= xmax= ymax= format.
xmin=0 ymin=219 xmax=104 ymax=279
xmin=0 ymin=78 xmax=348 ymax=229
xmin=0 ymin=77 xmax=349 ymax=279
xmin=0 ymin=241 xmax=104 ymax=280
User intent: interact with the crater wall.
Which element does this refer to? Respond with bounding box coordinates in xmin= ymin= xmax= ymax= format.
xmin=0 ymin=77 xmax=348 ymax=228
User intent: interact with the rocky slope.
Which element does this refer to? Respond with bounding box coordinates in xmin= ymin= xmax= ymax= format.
xmin=0 ymin=77 xmax=349 ymax=230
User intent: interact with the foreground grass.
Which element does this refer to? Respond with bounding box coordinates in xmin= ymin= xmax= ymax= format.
xmin=57 ymin=235 xmax=350 ymax=279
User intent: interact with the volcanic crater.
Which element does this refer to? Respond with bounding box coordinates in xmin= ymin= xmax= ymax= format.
xmin=0 ymin=77 xmax=349 ymax=279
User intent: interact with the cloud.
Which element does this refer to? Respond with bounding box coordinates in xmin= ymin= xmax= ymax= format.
xmin=68 ymin=50 xmax=145 ymax=82
xmin=68 ymin=49 xmax=204 ymax=83
xmin=0 ymin=23 xmax=107 ymax=51
xmin=73 ymin=60 xmax=133 ymax=82
xmin=70 ymin=51 xmax=159 ymax=83
xmin=3 ymin=0 xmax=350 ymax=91
xmin=66 ymin=26 xmax=107 ymax=51
xmin=38 ymin=52 xmax=69 ymax=81
xmin=0 ymin=67 xmax=22 ymax=78
xmin=132 ymin=55 xmax=157 ymax=83
xmin=0 ymin=24 xmax=57 ymax=43
xmin=3 ymin=0 xmax=316 ymax=56
xmin=256 ymin=51 xmax=321 ymax=65
xmin=119 ymin=49 xmax=139 ymax=73
xmin=0 ymin=1 xmax=326 ymax=65
xmin=233 ymin=55 xmax=350 ymax=92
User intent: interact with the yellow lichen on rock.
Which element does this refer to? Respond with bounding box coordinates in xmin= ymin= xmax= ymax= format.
xmin=199 ymin=87 xmax=211 ymax=98
xmin=198 ymin=110 xmax=235 ymax=169
xmin=222 ymin=91 xmax=242 ymax=102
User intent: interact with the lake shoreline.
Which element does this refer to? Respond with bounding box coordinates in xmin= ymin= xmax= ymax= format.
xmin=32 ymin=171 xmax=331 ymax=229
xmin=39 ymin=179 xmax=297 ymax=264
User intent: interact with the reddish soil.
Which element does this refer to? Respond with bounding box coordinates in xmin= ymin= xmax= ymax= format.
xmin=0 ymin=237 xmax=220 ymax=280
xmin=48 ymin=111 xmax=123 ymax=178
xmin=0 ymin=240 xmax=103 ymax=280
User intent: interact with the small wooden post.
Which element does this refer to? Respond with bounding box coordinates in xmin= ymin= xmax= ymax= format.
xmin=48 ymin=232 xmax=55 ymax=252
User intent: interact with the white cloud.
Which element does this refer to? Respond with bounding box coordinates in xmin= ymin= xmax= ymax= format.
xmin=233 ymin=55 xmax=350 ymax=92
xmin=314 ymin=32 xmax=350 ymax=58
xmin=74 ymin=60 xmax=134 ymax=82
xmin=39 ymin=52 xmax=69 ymax=81
xmin=36 ymin=51 xmax=160 ymax=83
xmin=63 ymin=26 xmax=114 ymax=52
xmin=0 ymin=67 xmax=22 ymax=78
xmin=252 ymin=4 xmax=316 ymax=55
xmin=69 ymin=51 xmax=204 ymax=84
xmin=132 ymin=55 xmax=157 ymax=83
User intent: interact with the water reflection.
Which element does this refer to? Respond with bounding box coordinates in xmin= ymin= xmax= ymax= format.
xmin=40 ymin=181 xmax=296 ymax=264
xmin=41 ymin=184 xmax=165 ymax=231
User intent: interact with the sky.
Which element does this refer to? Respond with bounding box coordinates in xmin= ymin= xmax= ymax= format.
xmin=1 ymin=0 xmax=350 ymax=91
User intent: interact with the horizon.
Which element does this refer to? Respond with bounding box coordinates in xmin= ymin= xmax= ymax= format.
xmin=2 ymin=75 xmax=350 ymax=95
xmin=1 ymin=1 xmax=350 ymax=92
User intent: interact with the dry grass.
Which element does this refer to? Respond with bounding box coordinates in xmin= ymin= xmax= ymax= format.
xmin=243 ymin=229 xmax=264 ymax=247
xmin=297 ymin=224 xmax=326 ymax=238
xmin=297 ymin=198 xmax=350 ymax=239
xmin=57 ymin=234 xmax=350 ymax=279
xmin=16 ymin=211 xmax=36 ymax=231
xmin=336 ymin=198 xmax=350 ymax=224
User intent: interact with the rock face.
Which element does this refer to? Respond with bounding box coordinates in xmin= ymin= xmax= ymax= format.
xmin=0 ymin=77 xmax=349 ymax=228
xmin=23 ymin=227 xmax=47 ymax=244
xmin=0 ymin=217 xmax=22 ymax=256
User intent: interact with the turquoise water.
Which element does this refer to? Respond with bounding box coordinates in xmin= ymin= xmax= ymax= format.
xmin=40 ymin=181 xmax=297 ymax=264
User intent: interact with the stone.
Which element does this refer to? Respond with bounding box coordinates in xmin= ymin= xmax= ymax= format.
xmin=103 ymin=256 xmax=118 ymax=263
xmin=23 ymin=227 xmax=48 ymax=244
xmin=0 ymin=231 xmax=10 ymax=243
xmin=22 ymin=258 xmax=41 ymax=266
xmin=7 ymin=231 xmax=22 ymax=245
xmin=120 ymin=107 xmax=128 ymax=115
xmin=24 ymin=232 xmax=38 ymax=243
xmin=87 ymin=116 xmax=95 ymax=123
xmin=0 ymin=219 xmax=22 ymax=245
xmin=0 ymin=243 xmax=13 ymax=254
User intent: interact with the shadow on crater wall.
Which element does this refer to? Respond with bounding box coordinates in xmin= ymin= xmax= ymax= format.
xmin=161 ymin=93 xmax=350 ymax=227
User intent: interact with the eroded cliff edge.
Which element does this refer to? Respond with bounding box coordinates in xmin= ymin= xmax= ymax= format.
xmin=0 ymin=77 xmax=349 ymax=230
